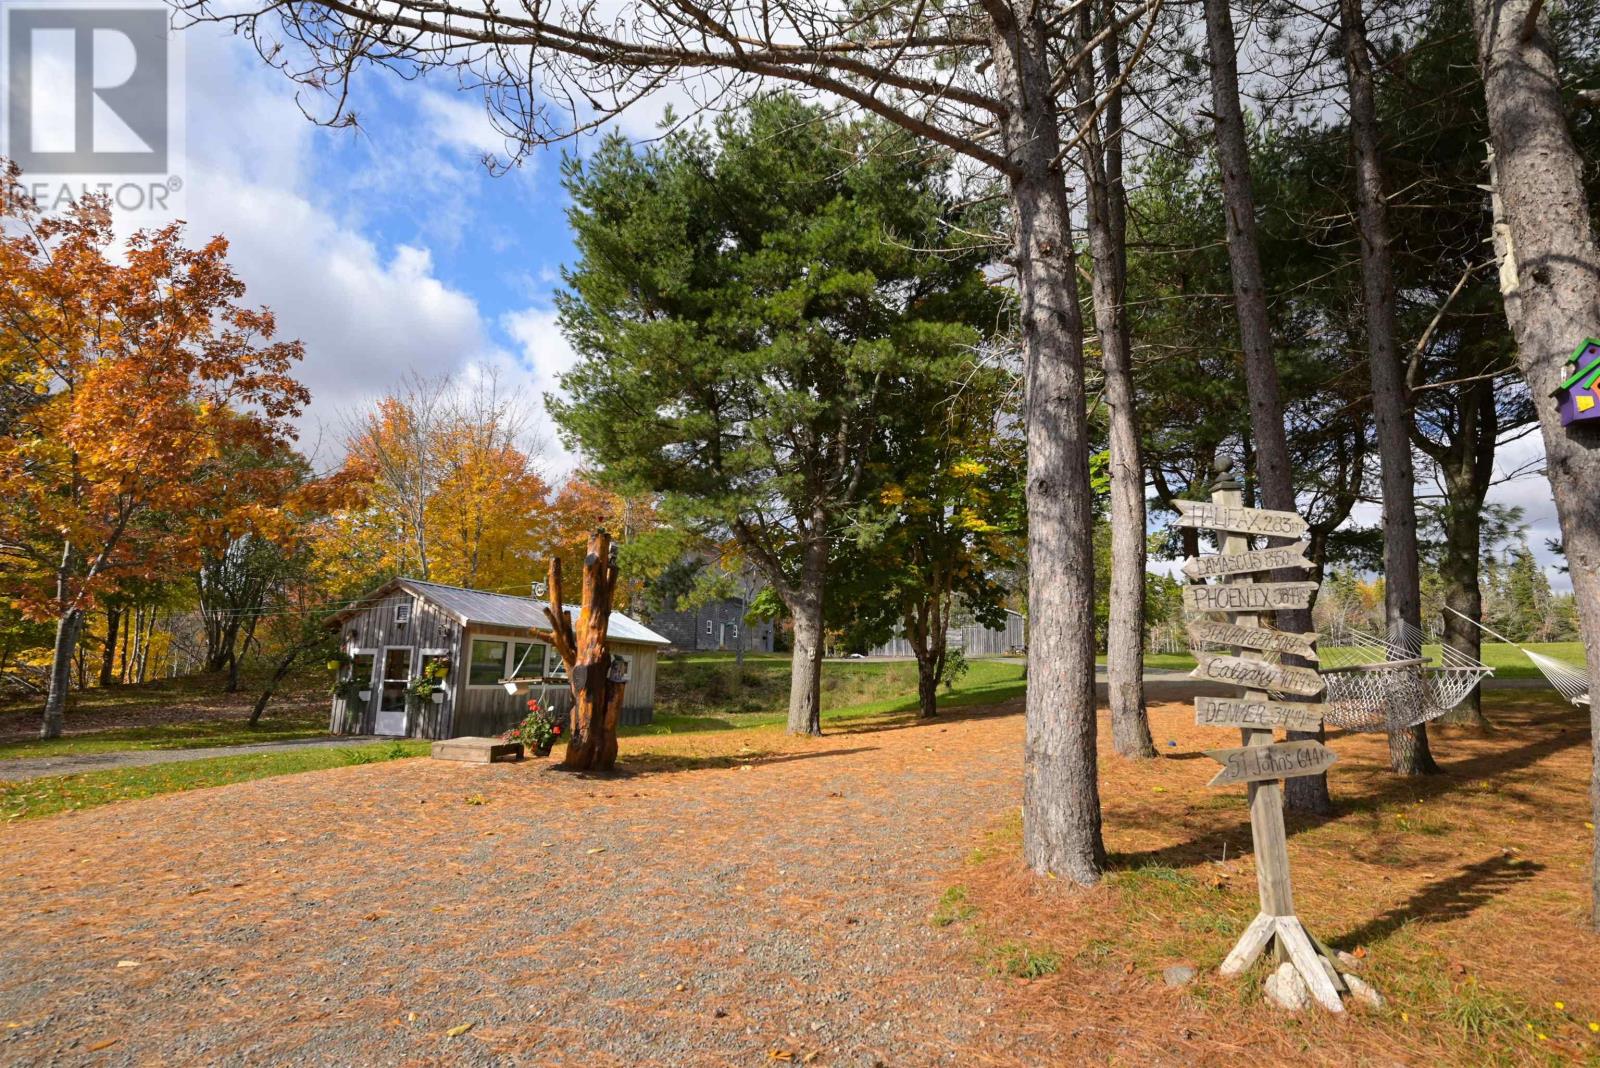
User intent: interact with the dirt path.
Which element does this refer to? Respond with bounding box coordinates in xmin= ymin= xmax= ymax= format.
xmin=0 ymin=706 xmax=1044 ymax=1066
xmin=0 ymin=736 xmax=386 ymax=783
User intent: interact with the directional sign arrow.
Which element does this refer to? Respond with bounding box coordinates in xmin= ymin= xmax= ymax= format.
xmin=1186 ymin=620 xmax=1319 ymax=661
xmin=1182 ymin=581 xmax=1318 ymax=615
xmin=1206 ymin=740 xmax=1338 ymax=786
xmin=1181 ymin=542 xmax=1313 ymax=581
xmin=1174 ymin=499 xmax=1309 ymax=538
xmin=1191 ymin=653 xmax=1326 ymax=697
xmin=1194 ymin=695 xmax=1324 ymax=732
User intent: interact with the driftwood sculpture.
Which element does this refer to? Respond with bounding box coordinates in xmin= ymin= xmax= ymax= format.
xmin=533 ymin=529 xmax=624 ymax=772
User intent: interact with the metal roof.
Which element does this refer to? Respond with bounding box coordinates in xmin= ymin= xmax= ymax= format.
xmin=329 ymin=578 xmax=672 ymax=647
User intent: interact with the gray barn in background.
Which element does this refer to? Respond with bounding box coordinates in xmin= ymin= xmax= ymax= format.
xmin=324 ymin=578 xmax=671 ymax=739
xmin=867 ymin=609 xmax=1026 ymax=658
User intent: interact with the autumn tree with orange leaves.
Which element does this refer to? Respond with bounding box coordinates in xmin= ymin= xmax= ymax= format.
xmin=0 ymin=181 xmax=310 ymax=738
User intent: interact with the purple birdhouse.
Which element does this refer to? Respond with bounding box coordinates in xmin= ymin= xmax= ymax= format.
xmin=1556 ymin=339 xmax=1600 ymax=428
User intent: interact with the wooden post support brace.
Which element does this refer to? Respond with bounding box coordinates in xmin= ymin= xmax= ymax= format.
xmin=1202 ymin=463 xmax=1345 ymax=1012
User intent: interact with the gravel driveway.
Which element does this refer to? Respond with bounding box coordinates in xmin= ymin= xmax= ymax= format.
xmin=0 ymin=708 xmax=1031 ymax=1066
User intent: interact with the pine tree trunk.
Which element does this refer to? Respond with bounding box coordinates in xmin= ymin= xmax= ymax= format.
xmin=1074 ymin=3 xmax=1153 ymax=760
xmin=990 ymin=0 xmax=1106 ymax=885
xmin=98 ymin=606 xmax=121 ymax=688
xmin=1340 ymin=0 xmax=1438 ymax=775
xmin=786 ymin=588 xmax=825 ymax=736
xmin=1472 ymin=0 xmax=1600 ymax=927
xmin=1204 ymin=0 xmax=1332 ymax=813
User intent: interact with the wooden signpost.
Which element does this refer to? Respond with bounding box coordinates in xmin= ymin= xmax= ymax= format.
xmin=1204 ymin=740 xmax=1338 ymax=786
xmin=1183 ymin=581 xmax=1318 ymax=614
xmin=1181 ymin=459 xmax=1347 ymax=1013
xmin=1194 ymin=695 xmax=1324 ymax=732
xmin=1186 ymin=620 xmax=1319 ymax=660
xmin=1174 ymin=499 xmax=1309 ymax=538
xmin=1191 ymin=653 xmax=1326 ymax=696
xmin=1181 ymin=542 xmax=1312 ymax=581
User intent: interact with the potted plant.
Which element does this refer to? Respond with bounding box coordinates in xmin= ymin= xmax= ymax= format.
xmin=503 ymin=698 xmax=563 ymax=757
xmin=407 ymin=674 xmax=445 ymax=707
xmin=422 ymin=658 xmax=451 ymax=703
xmin=327 ymin=650 xmax=353 ymax=673
xmin=331 ymin=678 xmax=363 ymax=702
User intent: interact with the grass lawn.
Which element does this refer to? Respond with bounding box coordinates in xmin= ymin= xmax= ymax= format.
xmin=1101 ymin=641 xmax=1589 ymax=682
xmin=0 ymin=671 xmax=332 ymax=761
xmin=0 ymin=739 xmax=429 ymax=822
xmin=640 ymin=653 xmax=1026 ymax=735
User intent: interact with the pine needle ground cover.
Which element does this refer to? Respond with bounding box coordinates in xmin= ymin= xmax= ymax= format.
xmin=952 ymin=689 xmax=1598 ymax=1065
xmin=0 ymin=688 xmax=1591 ymax=1064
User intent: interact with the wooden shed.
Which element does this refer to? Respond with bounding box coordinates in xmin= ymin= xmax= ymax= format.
xmin=866 ymin=609 xmax=1027 ymax=658
xmin=324 ymin=578 xmax=671 ymax=739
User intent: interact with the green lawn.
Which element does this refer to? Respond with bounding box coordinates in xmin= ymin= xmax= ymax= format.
xmin=1098 ymin=641 xmax=1587 ymax=681
xmin=0 ymin=713 xmax=333 ymax=761
xmin=0 ymin=740 xmax=429 ymax=822
xmin=633 ymin=655 xmax=1027 ymax=736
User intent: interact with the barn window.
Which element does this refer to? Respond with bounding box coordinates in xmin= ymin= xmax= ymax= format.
xmin=469 ymin=639 xmax=508 ymax=685
xmin=394 ymin=602 xmax=412 ymax=625
xmin=704 ymin=620 xmax=713 ymax=636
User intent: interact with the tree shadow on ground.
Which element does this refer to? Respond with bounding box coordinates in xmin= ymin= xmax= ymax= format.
xmin=1331 ymin=853 xmax=1543 ymax=949
xmin=1107 ymin=723 xmax=1588 ymax=873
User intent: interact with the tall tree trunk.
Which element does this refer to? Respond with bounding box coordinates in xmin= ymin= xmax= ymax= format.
xmin=98 ymin=606 xmax=121 ymax=688
xmin=1204 ymin=0 xmax=1332 ymax=813
xmin=536 ymin=534 xmax=627 ymax=772
xmin=989 ymin=0 xmax=1106 ymax=885
xmin=1340 ymin=0 xmax=1438 ymax=774
xmin=1472 ymin=0 xmax=1600 ymax=927
xmin=1074 ymin=1 xmax=1153 ymax=760
xmin=40 ymin=542 xmax=81 ymax=740
xmin=915 ymin=646 xmax=941 ymax=718
xmin=1439 ymin=492 xmax=1488 ymax=724
xmin=785 ymin=541 xmax=827 ymax=735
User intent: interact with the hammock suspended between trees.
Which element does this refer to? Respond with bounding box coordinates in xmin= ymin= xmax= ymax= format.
xmin=1190 ymin=620 xmax=1494 ymax=733
xmin=1444 ymin=606 xmax=1592 ymax=708
xmin=1316 ymin=622 xmax=1494 ymax=732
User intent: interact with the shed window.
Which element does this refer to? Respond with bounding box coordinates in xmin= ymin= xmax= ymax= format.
xmin=469 ymin=639 xmax=508 ymax=686
xmin=705 ymin=619 xmax=713 ymax=636
xmin=394 ymin=602 xmax=412 ymax=625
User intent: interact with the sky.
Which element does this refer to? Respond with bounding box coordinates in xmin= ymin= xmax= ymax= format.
xmin=108 ymin=13 xmax=1573 ymax=593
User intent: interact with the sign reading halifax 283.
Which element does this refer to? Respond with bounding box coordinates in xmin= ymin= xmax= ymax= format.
xmin=2 ymin=1 xmax=185 ymax=218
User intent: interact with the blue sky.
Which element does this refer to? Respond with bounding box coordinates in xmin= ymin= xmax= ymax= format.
xmin=166 ymin=15 xmax=1568 ymax=591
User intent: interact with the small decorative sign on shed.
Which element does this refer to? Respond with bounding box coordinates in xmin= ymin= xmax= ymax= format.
xmin=1556 ymin=338 xmax=1600 ymax=427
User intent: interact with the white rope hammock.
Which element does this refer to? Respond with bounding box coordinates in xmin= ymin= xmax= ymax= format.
xmin=1189 ymin=621 xmax=1493 ymax=733
xmin=1317 ymin=622 xmax=1494 ymax=733
xmin=1445 ymin=606 xmax=1591 ymax=708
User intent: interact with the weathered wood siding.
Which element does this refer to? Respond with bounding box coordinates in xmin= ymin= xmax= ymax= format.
xmin=327 ymin=590 xmax=461 ymax=738
xmin=450 ymin=624 xmax=659 ymax=738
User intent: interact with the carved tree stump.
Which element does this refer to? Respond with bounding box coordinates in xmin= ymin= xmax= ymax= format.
xmin=533 ymin=529 xmax=624 ymax=772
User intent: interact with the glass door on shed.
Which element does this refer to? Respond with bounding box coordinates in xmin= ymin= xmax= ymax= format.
xmin=375 ymin=646 xmax=412 ymax=736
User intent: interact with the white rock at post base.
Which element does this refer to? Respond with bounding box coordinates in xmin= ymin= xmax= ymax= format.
xmin=1342 ymin=972 xmax=1384 ymax=1010
xmin=1335 ymin=950 xmax=1363 ymax=971
xmin=1263 ymin=962 xmax=1310 ymax=1011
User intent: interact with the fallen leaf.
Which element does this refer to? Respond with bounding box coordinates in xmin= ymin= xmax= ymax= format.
xmin=768 ymin=1050 xmax=794 ymax=1062
xmin=115 ymin=960 xmax=140 ymax=969
xmin=586 ymin=847 xmax=606 ymax=855
xmin=87 ymin=1039 xmax=118 ymax=1052
xmin=445 ymin=1022 xmax=475 ymax=1038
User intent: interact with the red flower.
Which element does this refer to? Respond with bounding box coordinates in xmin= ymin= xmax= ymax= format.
xmin=552 ymin=725 xmax=563 ymax=735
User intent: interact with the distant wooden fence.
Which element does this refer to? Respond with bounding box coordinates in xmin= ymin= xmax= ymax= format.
xmin=867 ymin=612 xmax=1026 ymax=658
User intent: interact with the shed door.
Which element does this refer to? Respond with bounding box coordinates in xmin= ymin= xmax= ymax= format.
xmin=375 ymin=647 xmax=412 ymax=736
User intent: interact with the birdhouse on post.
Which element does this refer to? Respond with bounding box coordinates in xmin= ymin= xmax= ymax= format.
xmin=1556 ymin=339 xmax=1600 ymax=427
